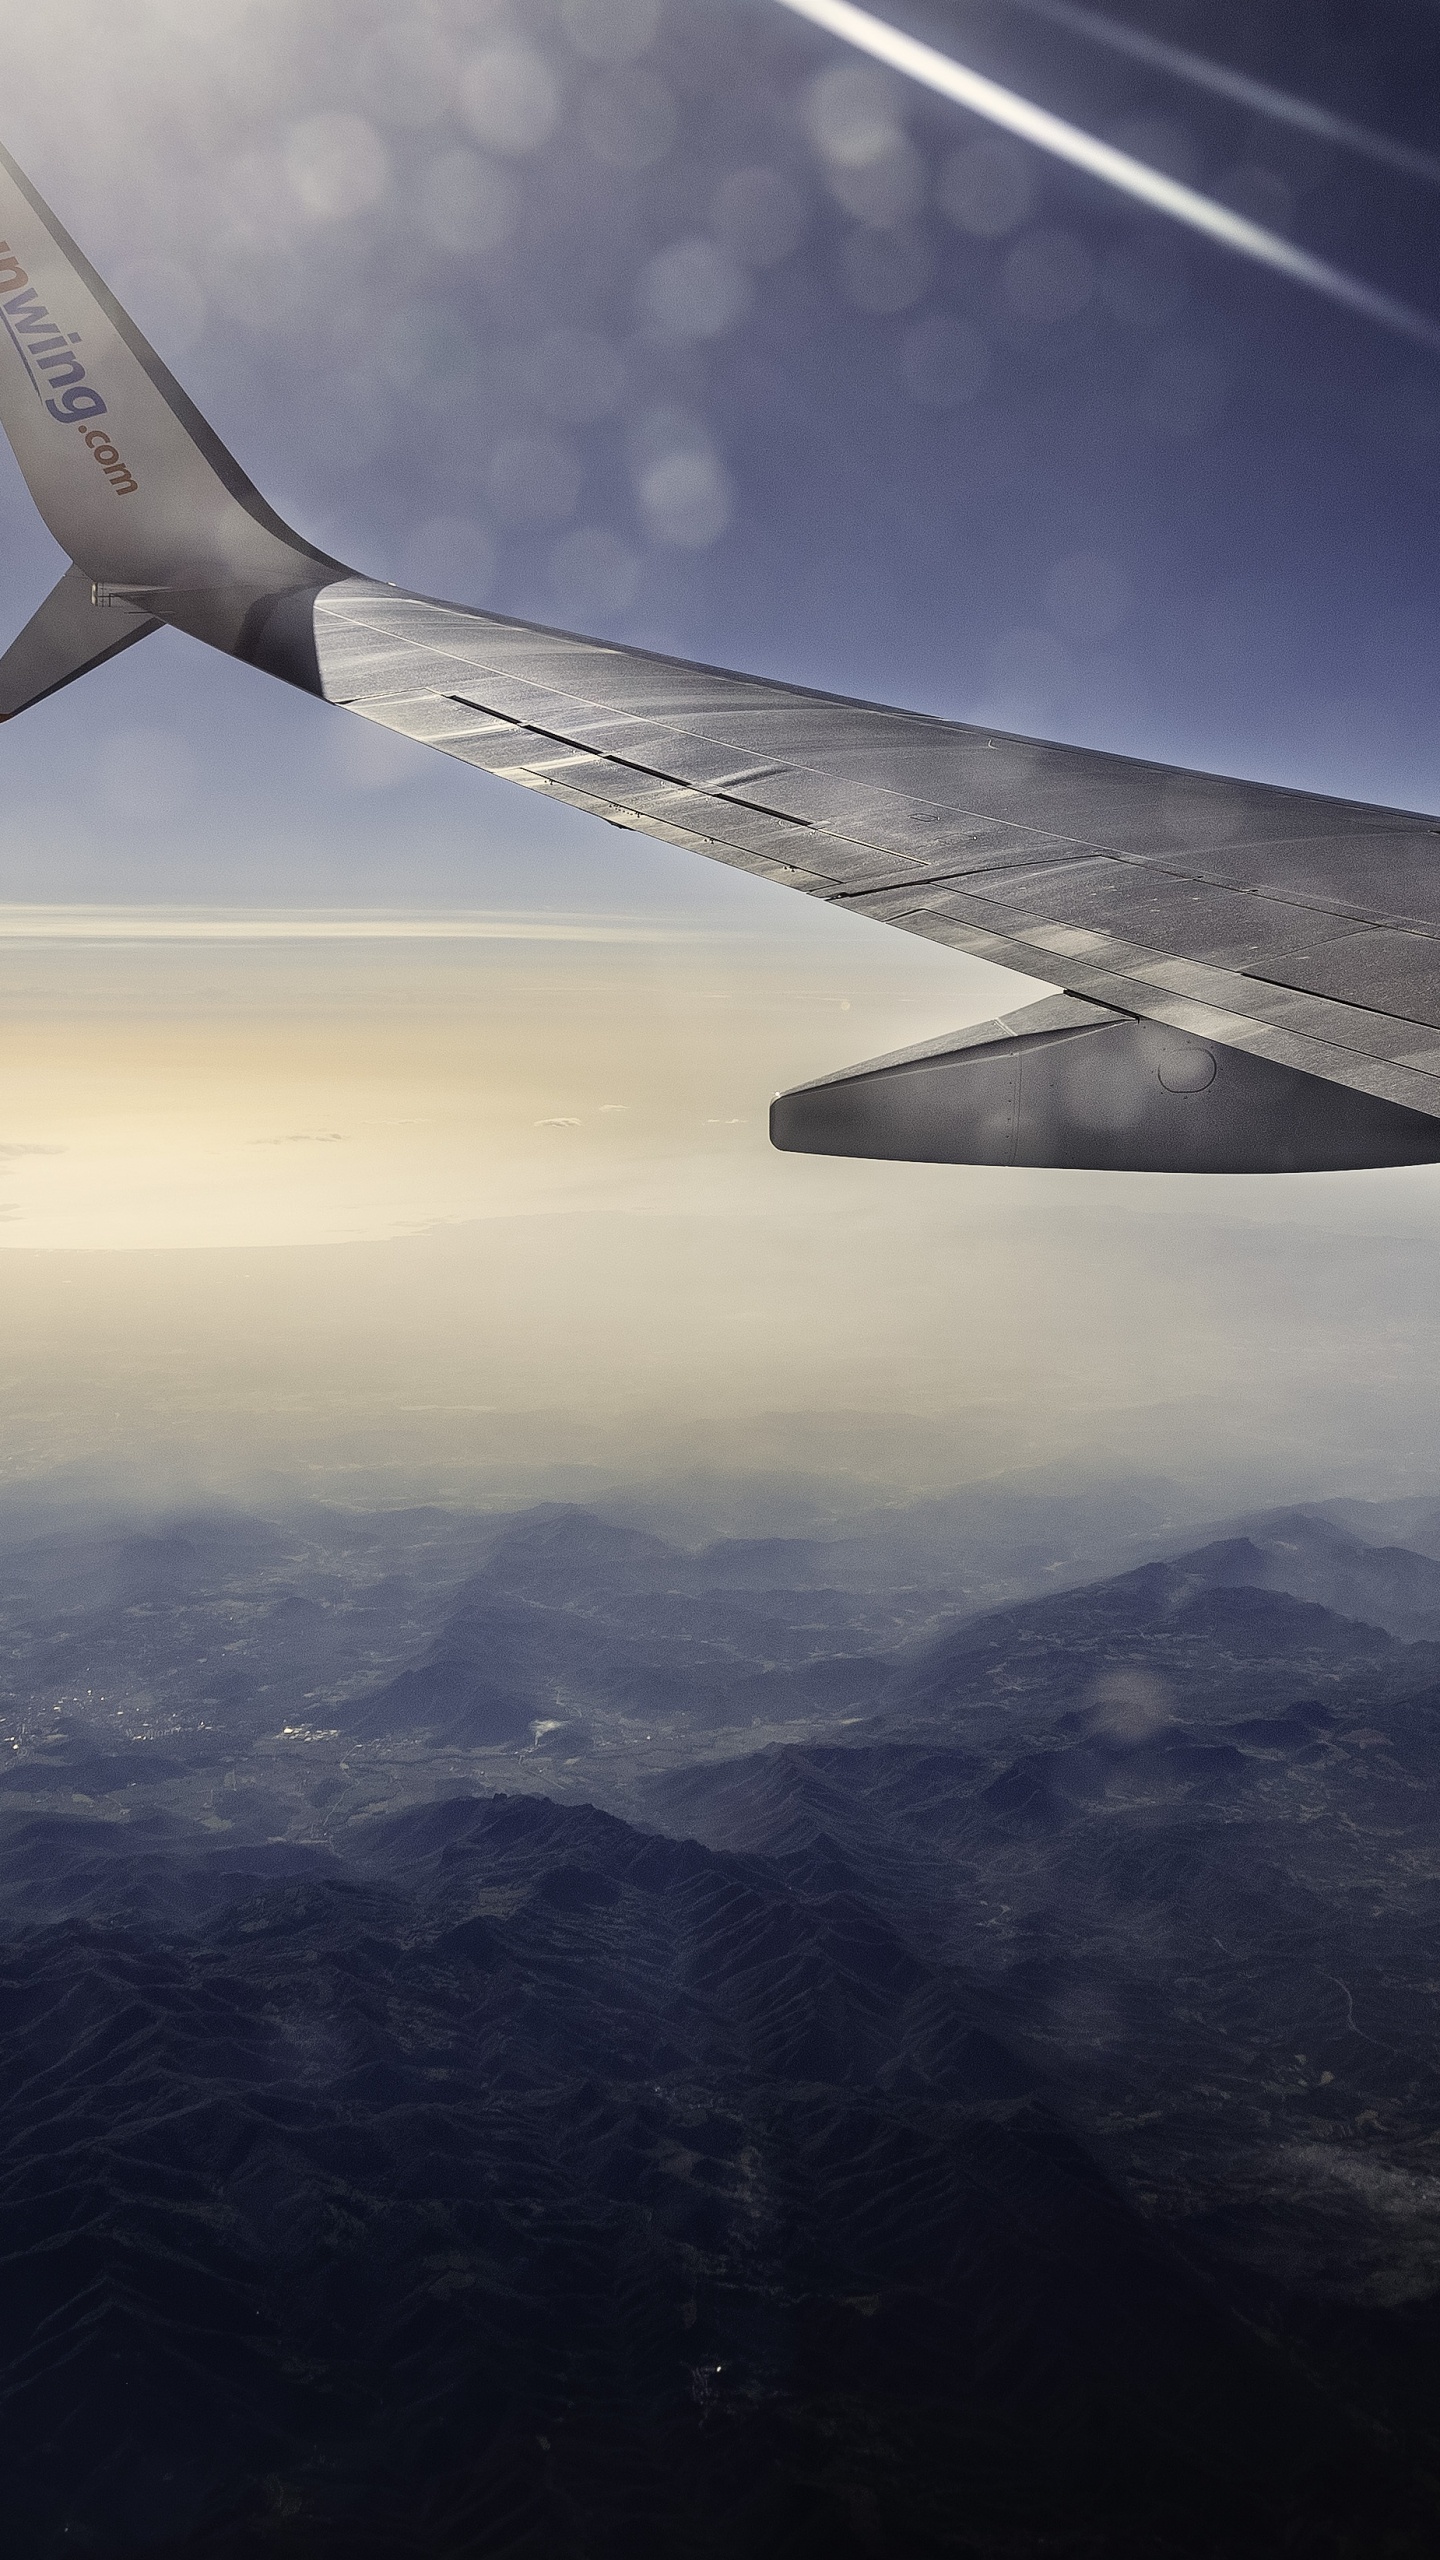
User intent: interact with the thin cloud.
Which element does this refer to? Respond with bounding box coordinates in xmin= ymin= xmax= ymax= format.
xmin=775 ymin=0 xmax=1440 ymax=352
xmin=997 ymin=0 xmax=1440 ymax=191
xmin=0 ymin=909 xmax=697 ymax=946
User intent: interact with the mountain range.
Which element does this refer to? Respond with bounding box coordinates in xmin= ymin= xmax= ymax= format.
xmin=5 ymin=1484 xmax=1440 ymax=2551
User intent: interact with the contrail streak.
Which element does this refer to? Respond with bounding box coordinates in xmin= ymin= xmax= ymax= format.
xmin=997 ymin=0 xmax=1440 ymax=190
xmin=774 ymin=0 xmax=1440 ymax=353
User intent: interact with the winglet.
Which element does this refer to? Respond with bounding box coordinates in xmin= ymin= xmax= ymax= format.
xmin=0 ymin=141 xmax=346 ymax=604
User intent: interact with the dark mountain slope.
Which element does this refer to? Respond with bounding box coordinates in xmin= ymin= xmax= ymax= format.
xmin=1220 ymin=1509 xmax=1440 ymax=1641
xmin=642 ymin=1572 xmax=1440 ymax=2316
xmin=890 ymin=1544 xmax=1431 ymax=1728
xmin=338 ymin=1507 xmax=913 ymax=1746
xmin=2 ymin=1794 xmax=1430 ymax=2559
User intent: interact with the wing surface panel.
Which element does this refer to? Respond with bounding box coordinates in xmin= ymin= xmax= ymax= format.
xmin=307 ymin=580 xmax=1440 ymax=1121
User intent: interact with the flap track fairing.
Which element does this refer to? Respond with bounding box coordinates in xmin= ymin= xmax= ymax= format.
xmin=769 ymin=996 xmax=1440 ymax=1173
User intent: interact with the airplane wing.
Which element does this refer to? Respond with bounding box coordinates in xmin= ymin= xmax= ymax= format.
xmin=0 ymin=137 xmax=1437 ymax=1174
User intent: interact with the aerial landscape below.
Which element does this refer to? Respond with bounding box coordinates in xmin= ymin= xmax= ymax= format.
xmin=5 ymin=1474 xmax=1440 ymax=2555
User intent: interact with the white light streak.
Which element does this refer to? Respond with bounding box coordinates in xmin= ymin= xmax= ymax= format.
xmin=774 ymin=0 xmax=1440 ymax=352
xmin=1000 ymin=0 xmax=1440 ymax=191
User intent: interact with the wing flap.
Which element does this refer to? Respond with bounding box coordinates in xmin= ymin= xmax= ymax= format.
xmin=1251 ymin=932 xmax=1440 ymax=1024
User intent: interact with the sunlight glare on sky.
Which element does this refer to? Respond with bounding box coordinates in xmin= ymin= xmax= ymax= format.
xmin=0 ymin=901 xmax=999 ymax=1250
